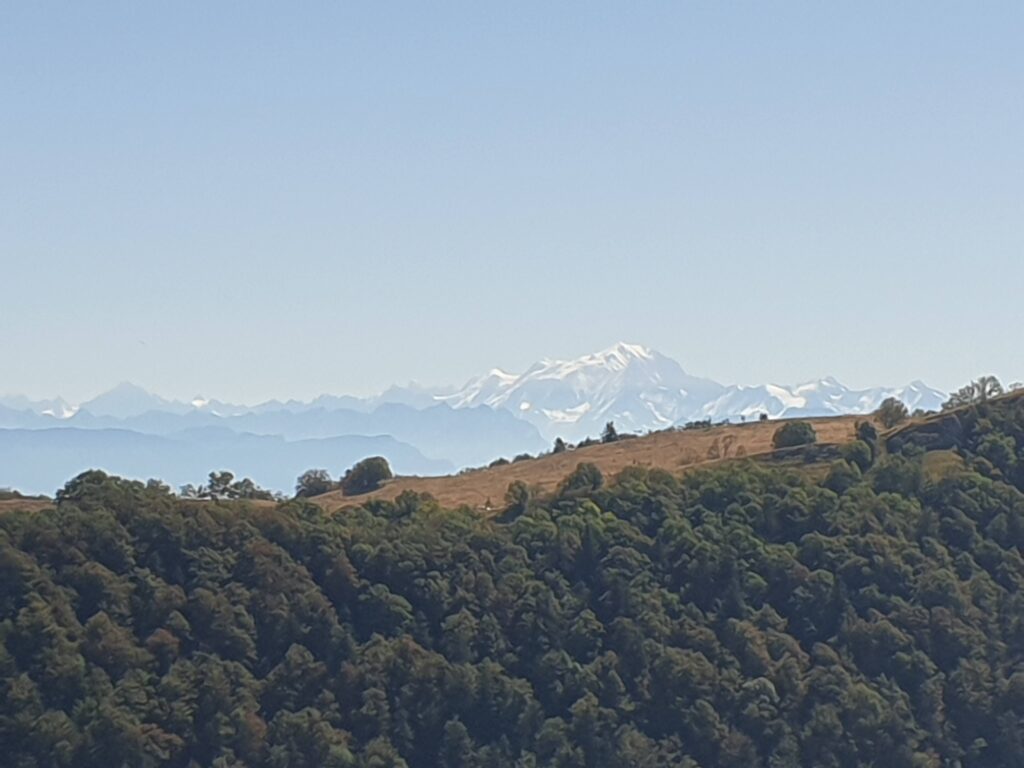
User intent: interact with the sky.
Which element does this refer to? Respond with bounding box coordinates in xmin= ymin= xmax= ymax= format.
xmin=2 ymin=2 xmax=1022 ymax=404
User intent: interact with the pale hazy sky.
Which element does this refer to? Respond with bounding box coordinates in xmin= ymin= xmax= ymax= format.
xmin=2 ymin=2 xmax=1022 ymax=403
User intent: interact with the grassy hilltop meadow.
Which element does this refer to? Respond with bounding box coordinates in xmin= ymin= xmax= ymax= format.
xmin=1 ymin=388 xmax=1024 ymax=766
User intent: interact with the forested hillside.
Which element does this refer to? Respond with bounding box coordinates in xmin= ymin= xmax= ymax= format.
xmin=2 ymin=395 xmax=1024 ymax=767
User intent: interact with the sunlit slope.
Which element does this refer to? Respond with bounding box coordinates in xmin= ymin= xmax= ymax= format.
xmin=316 ymin=415 xmax=863 ymax=512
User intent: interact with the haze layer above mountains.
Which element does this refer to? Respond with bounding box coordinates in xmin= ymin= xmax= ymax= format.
xmin=1 ymin=343 xmax=944 ymax=494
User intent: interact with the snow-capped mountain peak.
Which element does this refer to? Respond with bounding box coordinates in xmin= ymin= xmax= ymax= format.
xmin=0 ymin=344 xmax=950 ymax=468
xmin=699 ymin=377 xmax=945 ymax=423
xmin=441 ymin=343 xmax=727 ymax=438
xmin=438 ymin=344 xmax=947 ymax=440
xmin=561 ymin=341 xmax=654 ymax=371
xmin=488 ymin=368 xmax=519 ymax=382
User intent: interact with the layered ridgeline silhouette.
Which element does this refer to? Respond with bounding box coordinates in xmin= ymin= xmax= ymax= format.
xmin=1 ymin=343 xmax=944 ymax=494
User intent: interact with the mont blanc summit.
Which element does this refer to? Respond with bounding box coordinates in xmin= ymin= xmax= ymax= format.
xmin=440 ymin=343 xmax=945 ymax=441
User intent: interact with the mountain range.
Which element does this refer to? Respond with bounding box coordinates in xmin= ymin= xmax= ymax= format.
xmin=0 ymin=343 xmax=946 ymax=494
xmin=439 ymin=343 xmax=944 ymax=439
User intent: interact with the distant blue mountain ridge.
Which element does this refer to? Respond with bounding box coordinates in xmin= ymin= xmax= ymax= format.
xmin=0 ymin=343 xmax=949 ymax=495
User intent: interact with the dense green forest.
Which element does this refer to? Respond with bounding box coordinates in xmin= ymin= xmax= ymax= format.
xmin=2 ymin=396 xmax=1024 ymax=767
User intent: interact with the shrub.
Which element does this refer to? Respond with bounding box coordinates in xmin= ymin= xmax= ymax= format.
xmin=872 ymin=455 xmax=922 ymax=495
xmin=295 ymin=469 xmax=333 ymax=498
xmin=558 ymin=462 xmax=604 ymax=496
xmin=876 ymin=397 xmax=910 ymax=428
xmin=772 ymin=421 xmax=817 ymax=449
xmin=504 ymin=481 xmax=531 ymax=518
xmin=856 ymin=421 xmax=878 ymax=443
xmin=341 ymin=457 xmax=393 ymax=495
xmin=824 ymin=460 xmax=862 ymax=494
xmin=856 ymin=420 xmax=879 ymax=461
xmin=841 ymin=440 xmax=874 ymax=473
xmin=683 ymin=419 xmax=712 ymax=430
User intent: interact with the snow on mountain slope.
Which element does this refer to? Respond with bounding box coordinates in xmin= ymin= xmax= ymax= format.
xmin=441 ymin=343 xmax=947 ymax=441
xmin=3 ymin=345 xmax=948 ymax=472
xmin=441 ymin=342 xmax=727 ymax=440
xmin=700 ymin=379 xmax=945 ymax=421
xmin=0 ymin=394 xmax=77 ymax=419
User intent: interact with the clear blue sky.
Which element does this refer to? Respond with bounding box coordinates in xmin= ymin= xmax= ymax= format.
xmin=2 ymin=2 xmax=1021 ymax=403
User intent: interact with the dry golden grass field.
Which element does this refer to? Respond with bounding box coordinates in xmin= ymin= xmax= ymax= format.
xmin=316 ymin=415 xmax=866 ymax=514
xmin=0 ymin=498 xmax=53 ymax=513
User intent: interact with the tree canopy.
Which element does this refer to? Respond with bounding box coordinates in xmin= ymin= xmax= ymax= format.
xmin=178 ymin=470 xmax=276 ymax=501
xmin=296 ymin=468 xmax=334 ymax=498
xmin=944 ymin=376 xmax=1005 ymax=410
xmin=875 ymin=396 xmax=909 ymax=428
xmin=340 ymin=457 xmax=393 ymax=496
xmin=771 ymin=421 xmax=818 ymax=449
xmin=2 ymin=393 xmax=1024 ymax=766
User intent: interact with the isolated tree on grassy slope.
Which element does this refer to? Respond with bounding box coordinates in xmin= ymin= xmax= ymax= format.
xmin=876 ymin=397 xmax=909 ymax=428
xmin=341 ymin=456 xmax=393 ymax=495
xmin=944 ymin=376 xmax=1004 ymax=410
xmin=296 ymin=469 xmax=333 ymax=498
xmin=772 ymin=421 xmax=817 ymax=449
